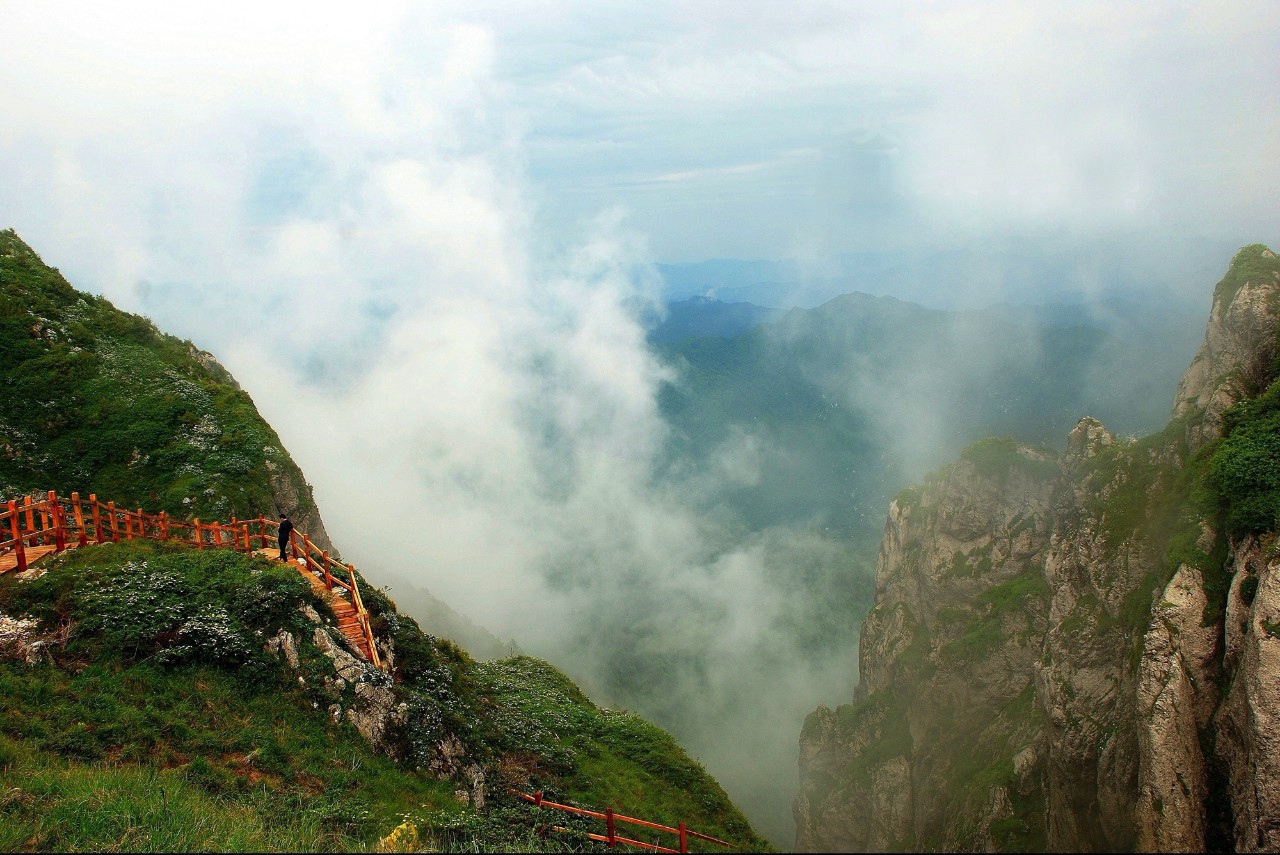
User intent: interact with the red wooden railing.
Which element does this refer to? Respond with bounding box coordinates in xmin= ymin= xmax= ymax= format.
xmin=0 ymin=490 xmax=381 ymax=669
xmin=510 ymin=789 xmax=736 ymax=853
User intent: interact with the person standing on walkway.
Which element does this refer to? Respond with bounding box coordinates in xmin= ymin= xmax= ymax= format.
xmin=277 ymin=513 xmax=294 ymax=562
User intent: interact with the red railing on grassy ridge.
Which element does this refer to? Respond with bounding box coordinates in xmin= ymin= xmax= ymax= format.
xmin=510 ymin=789 xmax=735 ymax=853
xmin=0 ymin=490 xmax=381 ymax=669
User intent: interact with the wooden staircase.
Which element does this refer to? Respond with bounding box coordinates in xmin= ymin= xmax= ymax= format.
xmin=261 ymin=548 xmax=375 ymax=662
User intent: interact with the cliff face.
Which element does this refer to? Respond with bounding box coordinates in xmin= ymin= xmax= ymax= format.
xmin=795 ymin=245 xmax=1280 ymax=852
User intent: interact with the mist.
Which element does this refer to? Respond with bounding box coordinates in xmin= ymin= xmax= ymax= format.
xmin=2 ymin=2 xmax=1277 ymax=846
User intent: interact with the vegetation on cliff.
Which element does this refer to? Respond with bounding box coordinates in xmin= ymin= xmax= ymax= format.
xmin=0 ymin=229 xmax=314 ymax=524
xmin=795 ymin=244 xmax=1280 ymax=852
xmin=0 ymin=539 xmax=765 ymax=851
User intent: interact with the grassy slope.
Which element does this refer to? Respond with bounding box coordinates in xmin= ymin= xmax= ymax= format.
xmin=0 ymin=540 xmax=766 ymax=852
xmin=0 ymin=228 xmax=314 ymax=523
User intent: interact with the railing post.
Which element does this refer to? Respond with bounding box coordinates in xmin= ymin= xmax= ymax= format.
xmin=534 ymin=790 xmax=543 ymax=808
xmin=229 ymin=516 xmax=239 ymax=551
xmin=241 ymin=522 xmax=250 ymax=552
xmin=679 ymin=822 xmax=688 ymax=853
xmin=49 ymin=491 xmax=66 ymax=552
xmin=107 ymin=501 xmax=120 ymax=542
xmin=23 ymin=496 xmax=34 ymax=545
xmin=257 ymin=515 xmax=266 ymax=550
xmin=212 ymin=520 xmax=222 ymax=549
xmin=194 ymin=519 xmax=202 ymax=550
xmin=90 ymin=494 xmax=104 ymax=543
xmin=71 ymin=492 xmax=87 ymax=548
xmin=136 ymin=508 xmax=144 ymax=540
xmin=321 ymin=550 xmax=332 ymax=590
xmin=8 ymin=500 xmax=26 ymax=574
xmin=159 ymin=511 xmax=169 ymax=540
xmin=605 ymin=807 xmax=616 ymax=847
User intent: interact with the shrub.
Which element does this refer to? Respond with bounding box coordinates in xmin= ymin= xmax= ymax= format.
xmin=1212 ymin=380 xmax=1280 ymax=534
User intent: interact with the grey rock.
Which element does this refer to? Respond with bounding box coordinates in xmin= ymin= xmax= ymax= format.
xmin=264 ymin=629 xmax=299 ymax=669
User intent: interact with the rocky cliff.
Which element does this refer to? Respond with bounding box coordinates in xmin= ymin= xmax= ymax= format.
xmin=795 ymin=244 xmax=1280 ymax=852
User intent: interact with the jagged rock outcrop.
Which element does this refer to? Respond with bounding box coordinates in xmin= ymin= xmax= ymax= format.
xmin=795 ymin=245 xmax=1280 ymax=852
xmin=261 ymin=603 xmax=488 ymax=802
xmin=1213 ymin=537 xmax=1280 ymax=851
xmin=1173 ymin=246 xmax=1280 ymax=450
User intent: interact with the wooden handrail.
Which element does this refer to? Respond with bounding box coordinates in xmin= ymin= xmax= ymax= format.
xmin=510 ymin=789 xmax=735 ymax=853
xmin=0 ymin=490 xmax=385 ymax=671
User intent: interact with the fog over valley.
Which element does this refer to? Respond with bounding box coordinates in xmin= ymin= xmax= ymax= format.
xmin=2 ymin=2 xmax=1277 ymax=847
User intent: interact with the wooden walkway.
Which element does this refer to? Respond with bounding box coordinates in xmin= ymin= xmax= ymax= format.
xmin=0 ymin=543 xmax=65 ymax=574
xmin=258 ymin=548 xmax=375 ymax=662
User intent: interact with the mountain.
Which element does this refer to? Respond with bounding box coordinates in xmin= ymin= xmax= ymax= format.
xmin=793 ymin=244 xmax=1280 ymax=851
xmin=656 ymin=290 xmax=1203 ymax=540
xmin=0 ymin=229 xmax=768 ymax=851
xmin=646 ymin=296 xmax=783 ymax=344
xmin=0 ymin=229 xmax=334 ymax=551
xmin=631 ymin=283 xmax=1202 ymax=845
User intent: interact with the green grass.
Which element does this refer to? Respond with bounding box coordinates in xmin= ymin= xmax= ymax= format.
xmin=0 ymin=229 xmax=314 ymax=523
xmin=960 ymin=437 xmax=1058 ymax=480
xmin=0 ymin=538 xmax=766 ymax=851
xmin=0 ymin=743 xmax=358 ymax=852
xmin=1212 ymin=243 xmax=1280 ymax=308
xmin=833 ymin=690 xmax=913 ymax=779
xmin=473 ymin=658 xmax=766 ymax=849
xmin=941 ymin=570 xmax=1049 ymax=661
xmin=939 ymin=682 xmax=1046 ymax=852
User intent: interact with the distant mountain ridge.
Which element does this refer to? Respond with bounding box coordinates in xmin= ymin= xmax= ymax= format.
xmin=646 ymin=295 xmax=783 ymax=343
xmin=653 ymin=239 xmax=1231 ymax=311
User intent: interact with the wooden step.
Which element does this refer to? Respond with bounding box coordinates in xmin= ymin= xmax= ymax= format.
xmin=284 ymin=561 xmax=373 ymax=661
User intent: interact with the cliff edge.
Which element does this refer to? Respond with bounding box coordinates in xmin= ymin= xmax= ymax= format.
xmin=795 ymin=245 xmax=1280 ymax=852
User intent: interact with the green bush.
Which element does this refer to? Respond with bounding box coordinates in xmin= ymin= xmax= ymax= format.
xmin=1213 ymin=244 xmax=1280 ymax=307
xmin=1213 ymin=380 xmax=1280 ymax=534
xmin=1241 ymin=573 xmax=1260 ymax=606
